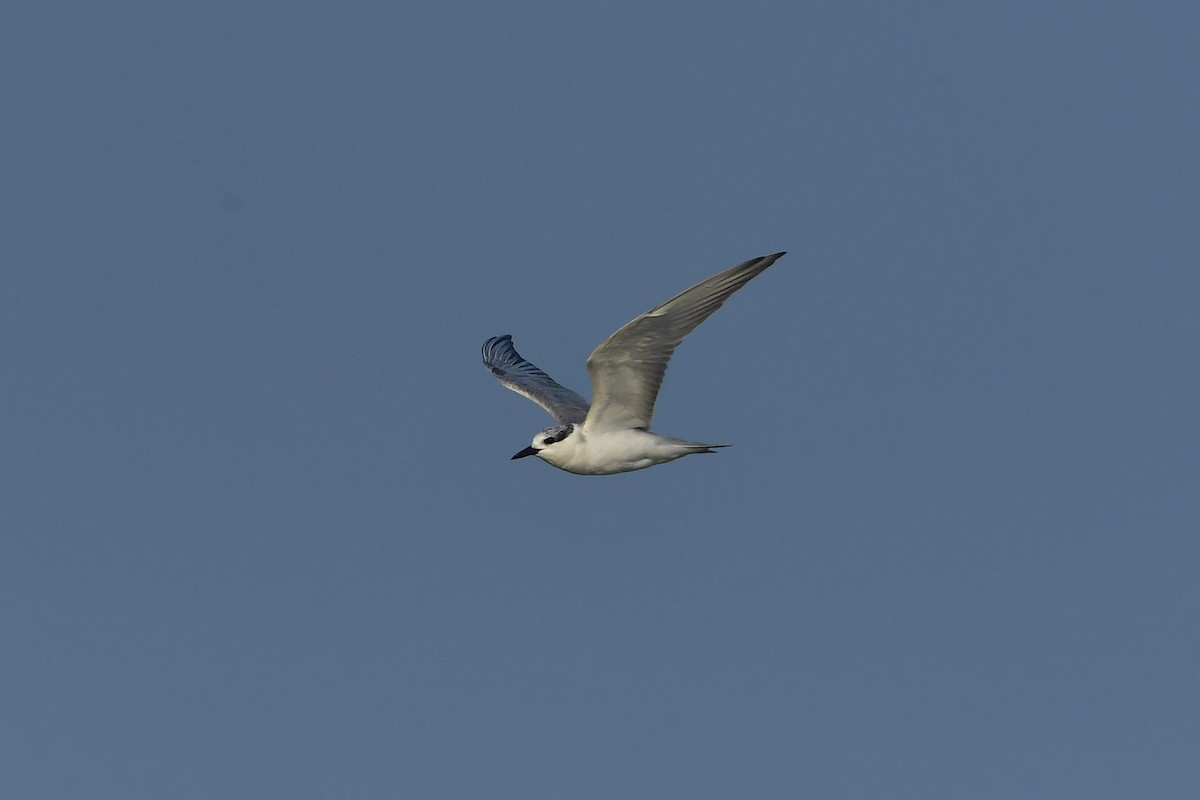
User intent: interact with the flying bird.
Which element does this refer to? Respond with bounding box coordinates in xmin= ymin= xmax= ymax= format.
xmin=482 ymin=252 xmax=786 ymax=474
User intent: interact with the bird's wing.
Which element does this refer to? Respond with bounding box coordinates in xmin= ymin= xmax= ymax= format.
xmin=482 ymin=335 xmax=590 ymax=425
xmin=583 ymin=252 xmax=785 ymax=432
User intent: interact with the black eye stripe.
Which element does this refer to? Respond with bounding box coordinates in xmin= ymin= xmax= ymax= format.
xmin=541 ymin=426 xmax=574 ymax=446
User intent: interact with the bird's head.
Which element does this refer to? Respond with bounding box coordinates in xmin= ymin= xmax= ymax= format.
xmin=512 ymin=424 xmax=577 ymax=463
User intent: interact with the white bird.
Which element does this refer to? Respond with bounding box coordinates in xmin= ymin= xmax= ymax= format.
xmin=482 ymin=252 xmax=786 ymax=475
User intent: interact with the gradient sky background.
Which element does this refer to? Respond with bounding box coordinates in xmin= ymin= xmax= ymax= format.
xmin=4 ymin=2 xmax=1198 ymax=798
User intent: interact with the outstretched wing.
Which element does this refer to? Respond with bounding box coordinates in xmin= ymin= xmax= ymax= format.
xmin=584 ymin=252 xmax=785 ymax=432
xmin=482 ymin=335 xmax=590 ymax=425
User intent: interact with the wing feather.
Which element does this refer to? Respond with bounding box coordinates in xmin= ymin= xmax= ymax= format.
xmin=584 ymin=252 xmax=785 ymax=432
xmin=482 ymin=335 xmax=590 ymax=425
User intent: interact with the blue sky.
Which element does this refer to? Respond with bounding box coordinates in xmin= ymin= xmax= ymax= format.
xmin=4 ymin=2 xmax=1198 ymax=797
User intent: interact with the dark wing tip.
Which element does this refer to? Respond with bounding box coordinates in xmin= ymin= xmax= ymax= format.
xmin=482 ymin=334 xmax=514 ymax=363
xmin=483 ymin=333 xmax=513 ymax=348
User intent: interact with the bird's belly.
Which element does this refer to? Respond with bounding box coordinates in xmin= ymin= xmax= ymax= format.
xmin=554 ymin=431 xmax=685 ymax=475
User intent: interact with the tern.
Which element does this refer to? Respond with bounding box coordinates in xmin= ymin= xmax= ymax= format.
xmin=482 ymin=251 xmax=786 ymax=475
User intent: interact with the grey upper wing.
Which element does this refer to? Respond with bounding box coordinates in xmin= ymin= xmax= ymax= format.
xmin=482 ymin=335 xmax=590 ymax=425
xmin=584 ymin=252 xmax=785 ymax=432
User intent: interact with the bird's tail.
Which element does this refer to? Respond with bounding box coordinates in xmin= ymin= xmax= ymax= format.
xmin=684 ymin=442 xmax=730 ymax=455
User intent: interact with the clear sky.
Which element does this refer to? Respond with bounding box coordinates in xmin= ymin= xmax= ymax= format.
xmin=4 ymin=2 xmax=1198 ymax=797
